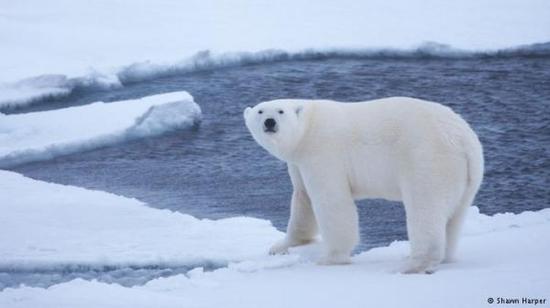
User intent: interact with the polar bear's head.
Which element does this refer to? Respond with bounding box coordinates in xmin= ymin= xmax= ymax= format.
xmin=244 ymin=99 xmax=309 ymax=161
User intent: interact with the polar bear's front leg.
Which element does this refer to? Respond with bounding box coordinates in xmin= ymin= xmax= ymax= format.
xmin=269 ymin=164 xmax=318 ymax=255
xmin=301 ymin=164 xmax=359 ymax=265
xmin=268 ymin=189 xmax=317 ymax=255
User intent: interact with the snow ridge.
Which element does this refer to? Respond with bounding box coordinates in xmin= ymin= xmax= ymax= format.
xmin=0 ymin=92 xmax=201 ymax=168
xmin=1 ymin=42 xmax=549 ymax=110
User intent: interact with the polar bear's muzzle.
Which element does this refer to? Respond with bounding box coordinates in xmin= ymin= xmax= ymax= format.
xmin=264 ymin=118 xmax=277 ymax=133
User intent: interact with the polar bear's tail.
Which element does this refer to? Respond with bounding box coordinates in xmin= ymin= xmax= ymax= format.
xmin=462 ymin=129 xmax=484 ymax=212
xmin=445 ymin=128 xmax=484 ymax=262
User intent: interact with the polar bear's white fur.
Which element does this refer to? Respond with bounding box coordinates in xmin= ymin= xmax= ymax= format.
xmin=244 ymin=97 xmax=484 ymax=273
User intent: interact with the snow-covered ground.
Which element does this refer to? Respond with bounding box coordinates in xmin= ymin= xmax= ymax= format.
xmin=0 ymin=91 xmax=201 ymax=168
xmin=1 ymin=0 xmax=549 ymax=107
xmin=0 ymin=170 xmax=281 ymax=270
xmin=0 ymin=171 xmax=548 ymax=307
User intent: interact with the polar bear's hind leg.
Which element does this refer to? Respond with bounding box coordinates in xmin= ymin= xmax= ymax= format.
xmin=445 ymin=147 xmax=484 ymax=262
xmin=402 ymin=197 xmax=447 ymax=274
xmin=400 ymin=159 xmax=463 ymax=274
xmin=444 ymin=203 xmax=469 ymax=263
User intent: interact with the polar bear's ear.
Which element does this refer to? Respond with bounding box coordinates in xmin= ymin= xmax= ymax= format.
xmin=244 ymin=107 xmax=252 ymax=118
xmin=295 ymin=105 xmax=303 ymax=117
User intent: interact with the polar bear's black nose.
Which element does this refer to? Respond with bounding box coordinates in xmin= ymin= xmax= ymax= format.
xmin=264 ymin=118 xmax=276 ymax=130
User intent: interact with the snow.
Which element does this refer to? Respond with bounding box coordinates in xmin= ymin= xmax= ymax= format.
xmin=0 ymin=170 xmax=549 ymax=307
xmin=0 ymin=170 xmax=281 ymax=271
xmin=0 ymin=171 xmax=548 ymax=307
xmin=0 ymin=91 xmax=201 ymax=168
xmin=1 ymin=1 xmax=549 ymax=305
xmin=1 ymin=0 xmax=549 ymax=107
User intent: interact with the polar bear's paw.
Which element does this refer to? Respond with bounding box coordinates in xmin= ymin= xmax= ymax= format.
xmin=401 ymin=259 xmax=437 ymax=274
xmin=269 ymin=239 xmax=291 ymax=255
xmin=317 ymin=251 xmax=352 ymax=265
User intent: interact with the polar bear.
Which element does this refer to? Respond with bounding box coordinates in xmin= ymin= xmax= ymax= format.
xmin=243 ymin=97 xmax=483 ymax=273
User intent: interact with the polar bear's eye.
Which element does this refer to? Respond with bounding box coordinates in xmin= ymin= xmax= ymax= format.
xmin=278 ymin=110 xmax=284 ymax=114
xmin=258 ymin=110 xmax=263 ymax=114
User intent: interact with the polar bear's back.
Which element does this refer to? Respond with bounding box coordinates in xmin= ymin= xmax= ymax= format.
xmin=309 ymin=97 xmax=478 ymax=154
